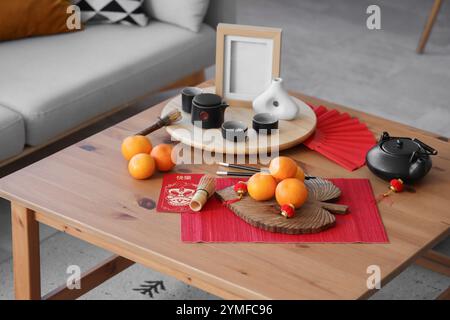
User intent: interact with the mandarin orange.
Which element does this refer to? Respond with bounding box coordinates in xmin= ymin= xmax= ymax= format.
xmin=151 ymin=144 xmax=176 ymax=172
xmin=275 ymin=178 xmax=308 ymax=208
xmin=121 ymin=135 xmax=152 ymax=161
xmin=247 ymin=173 xmax=277 ymax=201
xmin=128 ymin=153 xmax=156 ymax=180
xmin=295 ymin=166 xmax=305 ymax=181
xmin=269 ymin=156 xmax=298 ymax=180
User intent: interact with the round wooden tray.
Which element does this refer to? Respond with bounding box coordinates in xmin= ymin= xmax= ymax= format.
xmin=161 ymin=87 xmax=316 ymax=155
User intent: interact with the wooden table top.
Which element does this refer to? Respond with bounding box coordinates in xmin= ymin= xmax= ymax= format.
xmin=0 ymin=80 xmax=449 ymax=299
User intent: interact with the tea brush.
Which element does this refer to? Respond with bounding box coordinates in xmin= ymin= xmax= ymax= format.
xmin=135 ymin=109 xmax=182 ymax=136
xmin=189 ymin=175 xmax=216 ymax=212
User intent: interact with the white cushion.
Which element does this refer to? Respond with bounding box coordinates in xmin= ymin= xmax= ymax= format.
xmin=143 ymin=0 xmax=210 ymax=32
xmin=0 ymin=22 xmax=215 ymax=146
xmin=0 ymin=106 xmax=25 ymax=160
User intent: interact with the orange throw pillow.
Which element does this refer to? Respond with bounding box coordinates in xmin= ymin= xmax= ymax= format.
xmin=0 ymin=0 xmax=82 ymax=41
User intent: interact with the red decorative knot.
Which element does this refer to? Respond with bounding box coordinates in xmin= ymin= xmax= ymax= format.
xmin=389 ymin=179 xmax=404 ymax=193
xmin=233 ymin=181 xmax=248 ymax=199
xmin=223 ymin=181 xmax=248 ymax=205
xmin=280 ymin=204 xmax=295 ymax=219
xmin=382 ymin=178 xmax=404 ymax=198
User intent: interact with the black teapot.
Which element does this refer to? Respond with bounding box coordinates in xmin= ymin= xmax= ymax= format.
xmin=191 ymin=93 xmax=229 ymax=129
xmin=366 ymin=132 xmax=438 ymax=183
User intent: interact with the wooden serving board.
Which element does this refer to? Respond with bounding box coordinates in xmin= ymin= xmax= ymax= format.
xmin=161 ymin=87 xmax=316 ymax=155
xmin=216 ymin=178 xmax=347 ymax=234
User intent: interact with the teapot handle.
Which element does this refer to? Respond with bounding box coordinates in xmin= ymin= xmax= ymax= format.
xmin=413 ymin=138 xmax=438 ymax=155
xmin=380 ymin=131 xmax=390 ymax=142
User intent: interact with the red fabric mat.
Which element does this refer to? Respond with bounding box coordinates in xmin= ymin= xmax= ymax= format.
xmin=304 ymin=105 xmax=377 ymax=171
xmin=176 ymin=175 xmax=388 ymax=243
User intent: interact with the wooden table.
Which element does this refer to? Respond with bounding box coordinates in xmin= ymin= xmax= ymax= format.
xmin=0 ymin=80 xmax=449 ymax=300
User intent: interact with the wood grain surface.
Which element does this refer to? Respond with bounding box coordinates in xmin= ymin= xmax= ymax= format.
xmin=216 ymin=178 xmax=342 ymax=234
xmin=161 ymin=87 xmax=317 ymax=154
xmin=0 ymin=80 xmax=449 ymax=300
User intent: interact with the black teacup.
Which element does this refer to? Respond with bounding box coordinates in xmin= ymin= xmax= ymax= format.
xmin=222 ymin=121 xmax=248 ymax=142
xmin=252 ymin=113 xmax=278 ymax=135
xmin=181 ymin=87 xmax=202 ymax=113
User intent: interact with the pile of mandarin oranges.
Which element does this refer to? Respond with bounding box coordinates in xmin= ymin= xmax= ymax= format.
xmin=121 ymin=135 xmax=175 ymax=179
xmin=247 ymin=156 xmax=308 ymax=212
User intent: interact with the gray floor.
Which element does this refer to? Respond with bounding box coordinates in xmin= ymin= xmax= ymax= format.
xmin=241 ymin=0 xmax=450 ymax=137
xmin=1 ymin=0 xmax=449 ymax=300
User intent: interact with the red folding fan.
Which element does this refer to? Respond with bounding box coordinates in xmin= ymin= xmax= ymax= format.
xmin=304 ymin=105 xmax=377 ymax=171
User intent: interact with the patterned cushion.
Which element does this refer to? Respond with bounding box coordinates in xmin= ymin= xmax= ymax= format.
xmin=72 ymin=0 xmax=149 ymax=26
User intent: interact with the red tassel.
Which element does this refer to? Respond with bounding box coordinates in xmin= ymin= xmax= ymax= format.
xmin=223 ymin=198 xmax=242 ymax=205
xmin=223 ymin=181 xmax=247 ymax=206
xmin=280 ymin=204 xmax=295 ymax=218
xmin=233 ymin=181 xmax=247 ymax=194
xmin=377 ymin=178 xmax=404 ymax=203
xmin=383 ymin=178 xmax=404 ymax=197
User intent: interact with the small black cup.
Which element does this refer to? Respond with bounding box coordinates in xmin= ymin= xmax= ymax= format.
xmin=252 ymin=113 xmax=278 ymax=135
xmin=222 ymin=121 xmax=248 ymax=142
xmin=181 ymin=87 xmax=202 ymax=113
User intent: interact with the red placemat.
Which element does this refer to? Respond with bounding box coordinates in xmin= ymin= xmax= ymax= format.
xmin=180 ymin=176 xmax=388 ymax=243
xmin=303 ymin=105 xmax=377 ymax=171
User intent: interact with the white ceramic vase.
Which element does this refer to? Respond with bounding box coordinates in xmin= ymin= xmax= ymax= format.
xmin=252 ymin=78 xmax=299 ymax=120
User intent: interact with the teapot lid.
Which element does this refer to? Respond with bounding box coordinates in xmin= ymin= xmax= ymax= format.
xmin=381 ymin=138 xmax=420 ymax=156
xmin=193 ymin=93 xmax=222 ymax=107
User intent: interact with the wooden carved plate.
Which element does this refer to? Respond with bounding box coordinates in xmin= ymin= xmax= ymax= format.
xmin=216 ymin=178 xmax=346 ymax=234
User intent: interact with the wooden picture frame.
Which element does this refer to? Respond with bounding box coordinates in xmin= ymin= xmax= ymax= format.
xmin=215 ymin=23 xmax=282 ymax=108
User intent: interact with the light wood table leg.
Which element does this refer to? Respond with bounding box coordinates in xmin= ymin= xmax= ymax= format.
xmin=437 ymin=286 xmax=450 ymax=300
xmin=414 ymin=249 xmax=450 ymax=300
xmin=417 ymin=0 xmax=443 ymax=54
xmin=11 ymin=202 xmax=41 ymax=300
xmin=415 ymin=249 xmax=450 ymax=277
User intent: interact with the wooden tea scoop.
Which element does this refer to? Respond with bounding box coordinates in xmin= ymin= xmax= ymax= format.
xmin=135 ymin=109 xmax=181 ymax=136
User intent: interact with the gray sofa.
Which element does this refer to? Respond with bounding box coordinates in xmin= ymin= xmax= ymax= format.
xmin=0 ymin=0 xmax=235 ymax=162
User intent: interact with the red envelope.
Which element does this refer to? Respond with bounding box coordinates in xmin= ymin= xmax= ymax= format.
xmin=156 ymin=174 xmax=201 ymax=213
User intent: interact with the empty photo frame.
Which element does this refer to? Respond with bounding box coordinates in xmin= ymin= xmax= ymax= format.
xmin=215 ymin=24 xmax=282 ymax=107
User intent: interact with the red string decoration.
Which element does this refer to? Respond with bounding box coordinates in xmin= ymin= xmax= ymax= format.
xmin=280 ymin=204 xmax=295 ymax=218
xmin=223 ymin=181 xmax=248 ymax=205
xmin=376 ymin=178 xmax=404 ymax=202
xmin=383 ymin=178 xmax=404 ymax=196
